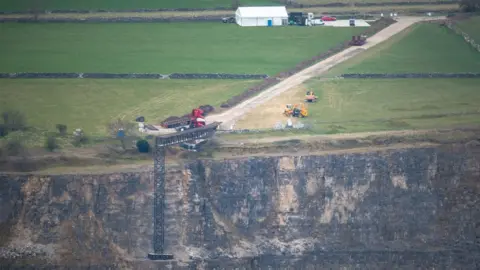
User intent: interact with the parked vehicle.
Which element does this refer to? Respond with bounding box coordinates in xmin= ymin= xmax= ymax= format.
xmin=321 ymin=15 xmax=337 ymax=21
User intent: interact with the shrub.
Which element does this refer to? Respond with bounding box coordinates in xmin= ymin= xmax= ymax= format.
xmin=45 ymin=135 xmax=59 ymax=152
xmin=136 ymin=139 xmax=150 ymax=153
xmin=56 ymin=124 xmax=67 ymax=136
xmin=0 ymin=110 xmax=27 ymax=137
xmin=5 ymin=139 xmax=25 ymax=156
xmin=72 ymin=129 xmax=89 ymax=147
xmin=107 ymin=118 xmax=135 ymax=138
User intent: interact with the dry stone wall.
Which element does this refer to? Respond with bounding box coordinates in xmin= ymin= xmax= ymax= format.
xmin=0 ymin=73 xmax=267 ymax=80
xmin=341 ymin=73 xmax=480 ymax=78
xmin=444 ymin=19 xmax=480 ymax=52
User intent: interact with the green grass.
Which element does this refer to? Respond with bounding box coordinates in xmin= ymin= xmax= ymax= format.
xmin=0 ymin=22 xmax=365 ymax=75
xmin=324 ymin=23 xmax=480 ymax=75
xmin=298 ymin=78 xmax=480 ymax=133
xmin=0 ymin=79 xmax=259 ymax=135
xmin=295 ymin=0 xmax=451 ymax=4
xmin=456 ymin=16 xmax=480 ymax=44
xmin=0 ymin=0 xmax=278 ymax=11
xmin=0 ymin=0 xmax=455 ymax=11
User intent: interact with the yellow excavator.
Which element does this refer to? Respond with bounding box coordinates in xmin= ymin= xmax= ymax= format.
xmin=305 ymin=91 xmax=317 ymax=103
xmin=284 ymin=103 xmax=308 ymax=118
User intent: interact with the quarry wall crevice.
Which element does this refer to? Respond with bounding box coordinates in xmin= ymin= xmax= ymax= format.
xmin=1 ymin=144 xmax=480 ymax=269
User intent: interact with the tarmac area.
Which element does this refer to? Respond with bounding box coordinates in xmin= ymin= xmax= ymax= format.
xmin=324 ymin=19 xmax=371 ymax=27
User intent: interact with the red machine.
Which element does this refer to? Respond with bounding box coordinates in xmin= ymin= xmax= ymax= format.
xmin=190 ymin=108 xmax=206 ymax=128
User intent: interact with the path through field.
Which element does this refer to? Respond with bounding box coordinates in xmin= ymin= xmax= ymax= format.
xmin=207 ymin=16 xmax=446 ymax=131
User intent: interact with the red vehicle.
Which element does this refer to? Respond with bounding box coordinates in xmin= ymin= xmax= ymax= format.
xmin=321 ymin=15 xmax=336 ymax=21
xmin=190 ymin=108 xmax=206 ymax=128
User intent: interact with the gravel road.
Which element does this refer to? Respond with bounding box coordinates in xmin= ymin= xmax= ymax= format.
xmin=207 ymin=16 xmax=446 ymax=130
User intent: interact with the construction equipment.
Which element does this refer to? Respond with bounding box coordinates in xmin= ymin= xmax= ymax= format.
xmin=284 ymin=104 xmax=308 ymax=118
xmin=175 ymin=108 xmax=206 ymax=132
xmin=289 ymin=12 xmax=324 ymax=26
xmin=160 ymin=105 xmax=214 ymax=129
xmin=174 ymin=108 xmax=210 ymax=151
xmin=305 ymin=91 xmax=318 ymax=103
xmin=349 ymin=35 xmax=367 ymax=46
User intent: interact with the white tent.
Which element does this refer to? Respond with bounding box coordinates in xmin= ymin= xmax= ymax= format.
xmin=235 ymin=6 xmax=288 ymax=27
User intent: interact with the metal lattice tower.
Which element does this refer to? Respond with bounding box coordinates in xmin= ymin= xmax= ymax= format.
xmin=148 ymin=122 xmax=220 ymax=261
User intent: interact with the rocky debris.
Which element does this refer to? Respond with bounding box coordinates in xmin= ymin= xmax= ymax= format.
xmin=0 ymin=240 xmax=55 ymax=261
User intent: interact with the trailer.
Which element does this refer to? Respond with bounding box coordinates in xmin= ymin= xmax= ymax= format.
xmin=349 ymin=35 xmax=367 ymax=46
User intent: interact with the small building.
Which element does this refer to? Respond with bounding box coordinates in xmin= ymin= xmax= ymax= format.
xmin=235 ymin=6 xmax=288 ymax=27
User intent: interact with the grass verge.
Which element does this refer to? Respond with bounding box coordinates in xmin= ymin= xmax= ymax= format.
xmin=324 ymin=22 xmax=480 ymax=75
xmin=0 ymin=0 xmax=277 ymax=11
xmin=0 ymin=79 xmax=259 ymax=136
xmin=0 ymin=22 xmax=364 ymax=74
xmin=455 ymin=15 xmax=480 ymax=43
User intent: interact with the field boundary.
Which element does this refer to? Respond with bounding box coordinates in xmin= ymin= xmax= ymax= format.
xmin=0 ymin=1 xmax=457 ymax=14
xmin=443 ymin=20 xmax=480 ymax=52
xmin=341 ymin=73 xmax=480 ymax=78
xmin=218 ymin=17 xmax=397 ymax=109
xmin=0 ymin=16 xmax=223 ymax=23
xmin=0 ymin=73 xmax=268 ymax=80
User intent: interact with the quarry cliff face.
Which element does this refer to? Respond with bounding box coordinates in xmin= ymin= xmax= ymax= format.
xmin=1 ymin=145 xmax=479 ymax=269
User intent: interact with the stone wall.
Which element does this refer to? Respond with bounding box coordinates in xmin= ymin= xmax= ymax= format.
xmin=444 ymin=19 xmax=480 ymax=52
xmin=1 ymin=144 xmax=480 ymax=269
xmin=0 ymin=73 xmax=267 ymax=80
xmin=341 ymin=72 xmax=480 ymax=78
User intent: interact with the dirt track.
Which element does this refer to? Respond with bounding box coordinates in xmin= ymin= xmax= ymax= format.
xmin=207 ymin=16 xmax=445 ymax=130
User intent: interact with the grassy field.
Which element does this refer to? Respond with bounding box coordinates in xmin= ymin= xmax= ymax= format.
xmin=305 ymin=78 xmax=480 ymax=133
xmin=0 ymin=4 xmax=459 ymax=18
xmin=294 ymin=0 xmax=452 ymax=4
xmin=324 ymin=22 xmax=480 ymax=75
xmin=456 ymin=15 xmax=480 ymax=43
xmin=0 ymin=0 xmax=454 ymax=11
xmin=0 ymin=79 xmax=259 ymax=136
xmin=0 ymin=22 xmax=365 ymax=75
xmin=235 ymin=78 xmax=480 ymax=133
xmin=0 ymin=0 xmax=278 ymax=11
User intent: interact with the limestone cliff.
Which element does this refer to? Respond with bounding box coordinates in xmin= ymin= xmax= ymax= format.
xmin=1 ymin=144 xmax=479 ymax=269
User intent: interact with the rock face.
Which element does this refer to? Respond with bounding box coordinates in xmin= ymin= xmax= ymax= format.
xmin=1 ymin=145 xmax=480 ymax=269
